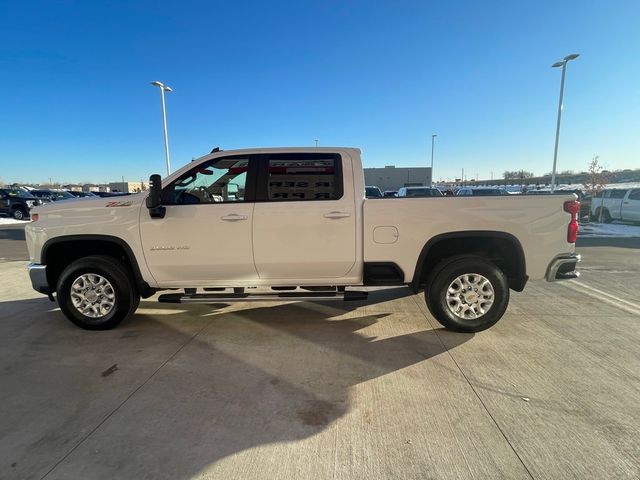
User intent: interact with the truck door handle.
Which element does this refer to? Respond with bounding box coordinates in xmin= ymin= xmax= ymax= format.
xmin=623 ymin=201 xmax=629 ymax=204
xmin=221 ymin=214 xmax=248 ymax=221
xmin=324 ymin=211 xmax=351 ymax=219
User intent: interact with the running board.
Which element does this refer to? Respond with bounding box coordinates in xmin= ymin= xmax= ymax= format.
xmin=157 ymin=290 xmax=368 ymax=304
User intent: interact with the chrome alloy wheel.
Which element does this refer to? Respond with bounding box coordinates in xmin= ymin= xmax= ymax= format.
xmin=445 ymin=273 xmax=495 ymax=320
xmin=70 ymin=274 xmax=116 ymax=318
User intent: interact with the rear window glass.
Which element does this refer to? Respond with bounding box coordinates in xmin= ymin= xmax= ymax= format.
xmin=267 ymin=156 xmax=342 ymax=201
xmin=610 ymin=190 xmax=627 ymax=199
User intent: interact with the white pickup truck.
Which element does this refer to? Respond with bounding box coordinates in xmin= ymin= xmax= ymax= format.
xmin=590 ymin=187 xmax=640 ymax=223
xmin=26 ymin=147 xmax=581 ymax=332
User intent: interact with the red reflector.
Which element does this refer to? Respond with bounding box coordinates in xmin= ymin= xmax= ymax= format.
xmin=567 ymin=220 xmax=578 ymax=243
xmin=564 ymin=200 xmax=580 ymax=243
xmin=563 ymin=200 xmax=580 ymax=215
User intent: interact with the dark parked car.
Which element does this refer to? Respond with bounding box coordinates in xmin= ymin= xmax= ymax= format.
xmin=30 ymin=189 xmax=76 ymax=202
xmin=0 ymin=188 xmax=41 ymax=220
xmin=397 ymin=187 xmax=443 ymax=197
xmin=365 ymin=186 xmax=383 ymax=198
xmin=66 ymin=190 xmax=98 ymax=198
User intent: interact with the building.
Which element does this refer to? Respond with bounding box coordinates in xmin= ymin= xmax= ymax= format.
xmin=364 ymin=166 xmax=432 ymax=192
xmin=108 ymin=181 xmax=146 ymax=193
xmin=82 ymin=184 xmax=110 ymax=193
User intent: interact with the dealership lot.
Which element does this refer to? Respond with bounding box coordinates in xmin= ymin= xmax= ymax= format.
xmin=0 ymin=226 xmax=639 ymax=479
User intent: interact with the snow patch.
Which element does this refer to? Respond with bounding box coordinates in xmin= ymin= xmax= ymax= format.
xmin=0 ymin=218 xmax=30 ymax=225
xmin=579 ymin=221 xmax=640 ymax=238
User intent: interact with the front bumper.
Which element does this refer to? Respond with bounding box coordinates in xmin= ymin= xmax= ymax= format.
xmin=28 ymin=263 xmax=50 ymax=294
xmin=545 ymin=253 xmax=581 ymax=282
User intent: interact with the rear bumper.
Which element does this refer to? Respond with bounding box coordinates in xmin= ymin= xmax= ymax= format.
xmin=28 ymin=263 xmax=50 ymax=294
xmin=545 ymin=254 xmax=581 ymax=282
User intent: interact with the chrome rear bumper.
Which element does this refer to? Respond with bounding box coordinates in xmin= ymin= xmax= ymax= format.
xmin=545 ymin=254 xmax=581 ymax=282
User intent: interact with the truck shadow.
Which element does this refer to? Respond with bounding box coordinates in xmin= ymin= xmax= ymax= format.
xmin=0 ymin=289 xmax=473 ymax=479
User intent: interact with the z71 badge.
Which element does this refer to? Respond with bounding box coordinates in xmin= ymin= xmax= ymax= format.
xmin=105 ymin=201 xmax=133 ymax=207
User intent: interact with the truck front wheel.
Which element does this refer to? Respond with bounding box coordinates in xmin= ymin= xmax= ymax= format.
xmin=426 ymin=256 xmax=509 ymax=333
xmin=56 ymin=255 xmax=139 ymax=330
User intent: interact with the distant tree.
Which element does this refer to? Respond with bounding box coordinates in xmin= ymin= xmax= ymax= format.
xmin=583 ymin=156 xmax=608 ymax=196
xmin=583 ymin=156 xmax=609 ymax=223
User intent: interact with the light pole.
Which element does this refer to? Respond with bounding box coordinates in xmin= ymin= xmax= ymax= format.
xmin=314 ymin=139 xmax=319 ymax=148
xmin=150 ymin=81 xmax=173 ymax=176
xmin=430 ymin=134 xmax=437 ymax=187
xmin=550 ymin=54 xmax=579 ymax=192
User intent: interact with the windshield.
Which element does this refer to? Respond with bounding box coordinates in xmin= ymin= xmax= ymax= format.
xmin=52 ymin=190 xmax=75 ymax=200
xmin=5 ymin=189 xmax=34 ymax=198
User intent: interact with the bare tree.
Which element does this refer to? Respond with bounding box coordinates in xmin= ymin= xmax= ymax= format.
xmin=583 ymin=156 xmax=609 ymax=222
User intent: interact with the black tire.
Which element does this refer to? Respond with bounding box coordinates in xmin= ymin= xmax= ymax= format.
xmin=12 ymin=207 xmax=27 ymax=220
xmin=601 ymin=209 xmax=612 ymax=223
xmin=56 ymin=255 xmax=139 ymax=330
xmin=425 ymin=256 xmax=509 ymax=333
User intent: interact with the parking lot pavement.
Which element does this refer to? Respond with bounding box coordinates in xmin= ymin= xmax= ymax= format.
xmin=1 ymin=232 xmax=639 ymax=479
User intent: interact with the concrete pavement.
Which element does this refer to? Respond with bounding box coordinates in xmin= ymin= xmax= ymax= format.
xmin=0 ymin=229 xmax=639 ymax=479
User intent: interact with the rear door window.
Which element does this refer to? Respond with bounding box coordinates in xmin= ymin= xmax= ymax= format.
xmin=610 ymin=190 xmax=627 ymax=199
xmin=258 ymin=153 xmax=343 ymax=201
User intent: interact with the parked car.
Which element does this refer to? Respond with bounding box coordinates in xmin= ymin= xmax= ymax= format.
xmin=67 ymin=191 xmax=98 ymax=198
xmin=590 ymin=188 xmax=640 ymax=223
xmin=365 ymin=186 xmax=383 ymax=198
xmin=26 ymin=147 xmax=579 ymax=333
xmin=30 ymin=189 xmax=76 ymax=202
xmin=382 ymin=190 xmax=398 ymax=198
xmin=456 ymin=187 xmax=508 ymax=196
xmin=397 ymin=187 xmax=443 ymax=197
xmin=0 ymin=188 xmax=41 ymax=220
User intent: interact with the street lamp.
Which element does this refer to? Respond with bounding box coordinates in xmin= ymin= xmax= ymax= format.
xmin=430 ymin=134 xmax=437 ymax=187
xmin=150 ymin=81 xmax=173 ymax=176
xmin=550 ymin=54 xmax=579 ymax=192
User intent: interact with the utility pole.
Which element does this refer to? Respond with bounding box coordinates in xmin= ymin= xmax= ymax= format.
xmin=150 ymin=81 xmax=173 ymax=176
xmin=430 ymin=134 xmax=437 ymax=187
xmin=550 ymin=54 xmax=580 ymax=192
xmin=314 ymin=139 xmax=319 ymax=148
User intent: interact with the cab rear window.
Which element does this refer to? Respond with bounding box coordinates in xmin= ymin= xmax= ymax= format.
xmin=265 ymin=154 xmax=343 ymax=201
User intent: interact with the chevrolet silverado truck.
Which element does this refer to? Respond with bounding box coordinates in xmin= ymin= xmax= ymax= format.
xmin=25 ymin=147 xmax=581 ymax=332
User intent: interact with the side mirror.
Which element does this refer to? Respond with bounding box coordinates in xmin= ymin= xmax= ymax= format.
xmin=146 ymin=174 xmax=166 ymax=219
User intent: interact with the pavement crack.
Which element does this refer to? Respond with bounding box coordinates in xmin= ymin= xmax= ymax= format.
xmin=39 ymin=319 xmax=214 ymax=480
xmin=412 ymin=295 xmax=536 ymax=480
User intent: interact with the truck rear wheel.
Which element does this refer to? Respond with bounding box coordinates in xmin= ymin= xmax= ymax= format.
xmin=56 ymin=255 xmax=139 ymax=330
xmin=425 ymin=256 xmax=509 ymax=333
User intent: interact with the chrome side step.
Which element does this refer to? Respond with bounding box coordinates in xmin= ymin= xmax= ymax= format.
xmin=157 ymin=290 xmax=368 ymax=304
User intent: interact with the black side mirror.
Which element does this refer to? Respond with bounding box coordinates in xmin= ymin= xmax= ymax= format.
xmin=146 ymin=174 xmax=166 ymax=219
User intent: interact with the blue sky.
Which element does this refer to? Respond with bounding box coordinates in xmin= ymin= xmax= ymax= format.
xmin=1 ymin=0 xmax=639 ymax=184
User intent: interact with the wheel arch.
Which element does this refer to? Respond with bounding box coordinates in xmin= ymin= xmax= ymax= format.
xmin=42 ymin=235 xmax=155 ymax=298
xmin=411 ymin=231 xmax=528 ymax=293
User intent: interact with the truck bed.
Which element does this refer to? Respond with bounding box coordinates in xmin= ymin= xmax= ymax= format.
xmin=363 ymin=195 xmax=576 ymax=282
